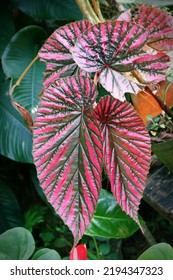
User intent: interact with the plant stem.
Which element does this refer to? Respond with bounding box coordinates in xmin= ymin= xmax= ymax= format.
xmin=92 ymin=0 xmax=105 ymax=22
xmin=139 ymin=222 xmax=157 ymax=246
xmin=9 ymin=55 xmax=39 ymax=100
xmin=92 ymin=236 xmax=101 ymax=259
xmin=75 ymin=0 xmax=100 ymax=24
xmin=162 ymin=81 xmax=171 ymax=104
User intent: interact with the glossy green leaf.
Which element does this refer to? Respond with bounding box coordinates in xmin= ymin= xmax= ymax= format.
xmin=85 ymin=189 xmax=139 ymax=239
xmin=11 ymin=0 xmax=83 ymax=21
xmin=2 ymin=25 xmax=46 ymax=119
xmin=138 ymin=243 xmax=173 ymax=260
xmin=0 ymin=81 xmax=33 ymax=163
xmin=32 ymin=248 xmax=61 ymax=260
xmin=0 ymin=179 xmax=23 ymax=234
xmin=0 ymin=4 xmax=15 ymax=58
xmin=0 ymin=227 xmax=35 ymax=260
xmin=152 ymin=139 xmax=173 ymax=172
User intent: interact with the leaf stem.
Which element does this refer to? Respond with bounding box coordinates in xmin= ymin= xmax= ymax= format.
xmin=92 ymin=0 xmax=105 ymax=22
xmin=92 ymin=236 xmax=101 ymax=259
xmin=162 ymin=81 xmax=171 ymax=104
xmin=75 ymin=0 xmax=100 ymax=24
xmin=9 ymin=55 xmax=39 ymax=100
xmin=139 ymin=222 xmax=157 ymax=246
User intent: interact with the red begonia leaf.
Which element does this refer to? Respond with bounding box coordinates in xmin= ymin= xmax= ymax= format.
xmin=118 ymin=4 xmax=173 ymax=53
xmin=94 ymin=96 xmax=151 ymax=222
xmin=73 ymin=20 xmax=169 ymax=100
xmin=38 ymin=20 xmax=92 ymax=87
xmin=33 ymin=76 xmax=102 ymax=245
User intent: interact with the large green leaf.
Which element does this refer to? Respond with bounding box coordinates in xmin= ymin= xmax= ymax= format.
xmin=0 ymin=178 xmax=23 ymax=234
xmin=138 ymin=243 xmax=173 ymax=260
xmin=2 ymin=25 xmax=46 ymax=119
xmin=11 ymin=0 xmax=83 ymax=21
xmin=0 ymin=81 xmax=33 ymax=163
xmin=85 ymin=189 xmax=139 ymax=239
xmin=0 ymin=227 xmax=35 ymax=260
xmin=0 ymin=4 xmax=15 ymax=58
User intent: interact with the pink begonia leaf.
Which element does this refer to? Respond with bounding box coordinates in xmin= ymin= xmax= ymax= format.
xmin=98 ymin=67 xmax=140 ymax=101
xmin=33 ymin=76 xmax=102 ymax=246
xmin=94 ymin=96 xmax=151 ymax=223
xmin=132 ymin=52 xmax=170 ymax=83
xmin=38 ymin=20 xmax=92 ymax=87
xmin=118 ymin=4 xmax=173 ymax=53
xmin=73 ymin=20 xmax=170 ymax=100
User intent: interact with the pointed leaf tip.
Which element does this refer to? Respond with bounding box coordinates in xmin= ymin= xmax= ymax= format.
xmin=33 ymin=76 xmax=102 ymax=245
xmin=94 ymin=96 xmax=151 ymax=222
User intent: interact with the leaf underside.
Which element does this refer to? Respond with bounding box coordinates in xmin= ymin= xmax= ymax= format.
xmin=94 ymin=96 xmax=151 ymax=222
xmin=38 ymin=20 xmax=92 ymax=87
xmin=33 ymin=76 xmax=102 ymax=245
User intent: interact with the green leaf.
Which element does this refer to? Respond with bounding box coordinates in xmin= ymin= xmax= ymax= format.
xmin=11 ymin=0 xmax=83 ymax=21
xmin=32 ymin=248 xmax=61 ymax=260
xmin=0 ymin=4 xmax=15 ymax=58
xmin=0 ymin=80 xmax=33 ymax=163
xmin=85 ymin=189 xmax=139 ymax=239
xmin=2 ymin=25 xmax=46 ymax=119
xmin=0 ymin=227 xmax=35 ymax=260
xmin=152 ymin=139 xmax=173 ymax=172
xmin=138 ymin=243 xmax=173 ymax=260
xmin=0 ymin=179 xmax=23 ymax=233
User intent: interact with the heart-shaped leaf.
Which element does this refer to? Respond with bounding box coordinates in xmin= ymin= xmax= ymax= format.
xmin=2 ymin=25 xmax=47 ymax=119
xmin=73 ymin=20 xmax=170 ymax=100
xmin=86 ymin=189 xmax=140 ymax=238
xmin=118 ymin=4 xmax=173 ymax=53
xmin=0 ymin=227 xmax=35 ymax=260
xmin=94 ymin=96 xmax=151 ymax=223
xmin=33 ymin=76 xmax=102 ymax=245
xmin=38 ymin=20 xmax=92 ymax=87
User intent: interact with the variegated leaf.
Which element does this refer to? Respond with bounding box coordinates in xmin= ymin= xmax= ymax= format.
xmin=33 ymin=76 xmax=102 ymax=245
xmin=38 ymin=20 xmax=92 ymax=87
xmin=73 ymin=20 xmax=169 ymax=100
xmin=94 ymin=96 xmax=151 ymax=222
xmin=99 ymin=67 xmax=140 ymax=101
xmin=118 ymin=4 xmax=173 ymax=53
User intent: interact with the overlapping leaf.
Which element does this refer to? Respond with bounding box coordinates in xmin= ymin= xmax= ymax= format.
xmin=86 ymin=189 xmax=140 ymax=239
xmin=38 ymin=20 xmax=92 ymax=87
xmin=93 ymin=96 xmax=151 ymax=222
xmin=33 ymin=76 xmax=102 ymax=245
xmin=2 ymin=26 xmax=47 ymax=119
xmin=118 ymin=4 xmax=173 ymax=53
xmin=73 ymin=20 xmax=170 ymax=101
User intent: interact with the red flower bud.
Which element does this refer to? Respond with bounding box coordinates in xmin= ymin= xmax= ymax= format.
xmin=70 ymin=244 xmax=87 ymax=260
